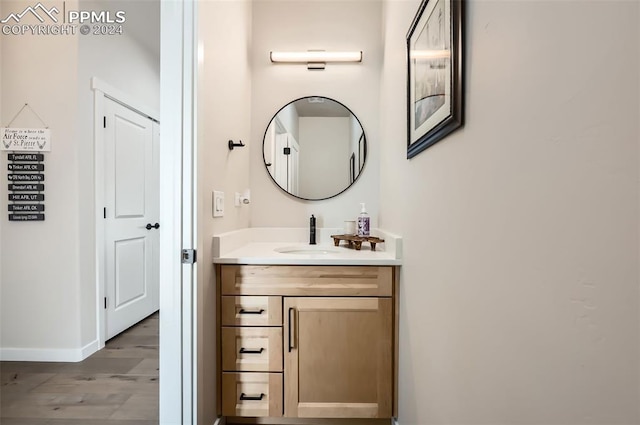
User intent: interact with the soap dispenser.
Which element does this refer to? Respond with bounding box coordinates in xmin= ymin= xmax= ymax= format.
xmin=357 ymin=203 xmax=370 ymax=237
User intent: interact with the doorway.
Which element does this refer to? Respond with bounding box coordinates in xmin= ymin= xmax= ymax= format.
xmin=93 ymin=80 xmax=160 ymax=346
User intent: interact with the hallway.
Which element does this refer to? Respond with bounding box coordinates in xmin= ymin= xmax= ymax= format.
xmin=0 ymin=313 xmax=159 ymax=425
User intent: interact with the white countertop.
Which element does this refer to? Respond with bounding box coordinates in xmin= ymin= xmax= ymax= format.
xmin=213 ymin=228 xmax=402 ymax=266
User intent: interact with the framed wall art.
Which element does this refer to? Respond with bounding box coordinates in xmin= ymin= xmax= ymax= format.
xmin=407 ymin=0 xmax=464 ymax=158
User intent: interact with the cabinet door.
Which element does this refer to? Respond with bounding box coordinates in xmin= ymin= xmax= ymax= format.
xmin=284 ymin=297 xmax=392 ymax=418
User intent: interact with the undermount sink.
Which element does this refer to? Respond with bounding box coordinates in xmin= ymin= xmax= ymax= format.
xmin=274 ymin=246 xmax=340 ymax=255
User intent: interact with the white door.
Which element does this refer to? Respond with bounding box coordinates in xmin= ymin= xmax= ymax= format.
xmin=273 ymin=133 xmax=300 ymax=195
xmin=104 ymin=98 xmax=160 ymax=340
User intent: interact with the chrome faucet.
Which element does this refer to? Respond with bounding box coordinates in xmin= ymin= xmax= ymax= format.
xmin=309 ymin=215 xmax=316 ymax=245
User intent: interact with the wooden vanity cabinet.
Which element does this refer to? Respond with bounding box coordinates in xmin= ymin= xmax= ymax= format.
xmin=218 ymin=265 xmax=397 ymax=421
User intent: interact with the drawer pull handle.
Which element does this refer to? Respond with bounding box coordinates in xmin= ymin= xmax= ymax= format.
xmin=239 ymin=347 xmax=264 ymax=354
xmin=240 ymin=392 xmax=265 ymax=401
xmin=288 ymin=307 xmax=295 ymax=352
xmin=238 ymin=308 xmax=265 ymax=315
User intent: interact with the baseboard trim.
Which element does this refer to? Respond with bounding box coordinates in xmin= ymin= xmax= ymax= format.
xmin=80 ymin=338 xmax=102 ymax=360
xmin=0 ymin=339 xmax=101 ymax=363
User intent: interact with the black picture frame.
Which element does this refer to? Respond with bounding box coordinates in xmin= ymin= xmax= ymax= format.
xmin=407 ymin=0 xmax=464 ymax=158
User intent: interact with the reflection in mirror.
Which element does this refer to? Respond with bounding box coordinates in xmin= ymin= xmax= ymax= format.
xmin=263 ymin=96 xmax=366 ymax=200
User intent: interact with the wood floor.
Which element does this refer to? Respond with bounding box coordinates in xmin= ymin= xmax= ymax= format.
xmin=0 ymin=312 xmax=159 ymax=425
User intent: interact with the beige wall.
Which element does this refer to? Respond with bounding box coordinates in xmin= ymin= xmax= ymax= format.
xmin=249 ymin=0 xmax=382 ymax=229
xmin=298 ymin=116 xmax=351 ymax=199
xmin=380 ymin=1 xmax=640 ymax=423
xmin=197 ymin=1 xmax=253 ymax=423
xmin=198 ymin=1 xmax=252 ymax=237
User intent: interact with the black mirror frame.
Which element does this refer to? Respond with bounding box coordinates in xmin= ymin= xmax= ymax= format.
xmin=262 ymin=95 xmax=367 ymax=201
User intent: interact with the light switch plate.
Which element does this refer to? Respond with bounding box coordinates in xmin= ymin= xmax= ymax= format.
xmin=213 ymin=191 xmax=224 ymax=217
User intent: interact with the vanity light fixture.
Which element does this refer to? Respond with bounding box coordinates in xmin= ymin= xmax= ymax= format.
xmin=270 ymin=51 xmax=363 ymax=70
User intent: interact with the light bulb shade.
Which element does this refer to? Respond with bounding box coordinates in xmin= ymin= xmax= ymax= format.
xmin=270 ymin=51 xmax=363 ymax=63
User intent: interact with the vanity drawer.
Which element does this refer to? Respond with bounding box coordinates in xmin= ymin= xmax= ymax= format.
xmin=221 ymin=265 xmax=393 ymax=296
xmin=221 ymin=296 xmax=282 ymax=326
xmin=222 ymin=372 xmax=283 ymax=417
xmin=222 ymin=327 xmax=283 ymax=372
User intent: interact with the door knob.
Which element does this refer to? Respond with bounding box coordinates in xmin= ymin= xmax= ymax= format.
xmin=146 ymin=223 xmax=160 ymax=230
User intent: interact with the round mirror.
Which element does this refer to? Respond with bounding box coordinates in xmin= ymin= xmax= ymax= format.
xmin=263 ymin=96 xmax=366 ymax=200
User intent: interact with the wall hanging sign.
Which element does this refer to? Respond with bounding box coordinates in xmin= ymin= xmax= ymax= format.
xmin=7 ymin=152 xmax=46 ymax=221
xmin=1 ymin=128 xmax=51 ymax=152
xmin=407 ymin=0 xmax=464 ymax=158
xmin=2 ymin=104 xmax=49 ymax=221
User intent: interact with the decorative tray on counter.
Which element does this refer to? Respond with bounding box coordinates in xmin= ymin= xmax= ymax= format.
xmin=330 ymin=234 xmax=385 ymax=251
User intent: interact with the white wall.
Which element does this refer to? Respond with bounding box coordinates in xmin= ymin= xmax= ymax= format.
xmin=0 ymin=0 xmax=159 ymax=360
xmin=0 ymin=0 xmax=4 ymax=329
xmin=1 ymin=0 xmax=83 ymax=359
xmin=249 ymin=0 xmax=382 ymax=229
xmin=298 ymin=116 xmax=350 ymax=199
xmin=380 ymin=1 xmax=640 ymax=423
xmin=196 ymin=1 xmax=252 ymax=422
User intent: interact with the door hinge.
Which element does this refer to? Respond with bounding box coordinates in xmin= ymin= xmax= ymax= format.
xmin=103 ymin=116 xmax=106 ymax=128
xmin=104 ymin=297 xmax=107 ymax=309
xmin=103 ymin=207 xmax=106 ymax=219
xmin=283 ymin=147 xmax=291 ymax=155
xmin=182 ymin=249 xmax=197 ymax=264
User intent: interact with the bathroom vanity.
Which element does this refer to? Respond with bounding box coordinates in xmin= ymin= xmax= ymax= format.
xmin=214 ymin=228 xmax=401 ymax=423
